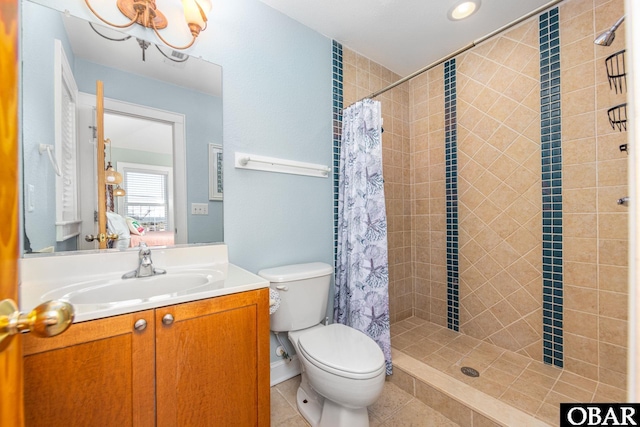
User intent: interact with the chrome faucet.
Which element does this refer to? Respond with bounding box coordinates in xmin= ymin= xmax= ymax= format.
xmin=122 ymin=242 xmax=167 ymax=279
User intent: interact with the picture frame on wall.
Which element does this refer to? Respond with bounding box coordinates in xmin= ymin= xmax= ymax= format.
xmin=209 ymin=143 xmax=223 ymax=201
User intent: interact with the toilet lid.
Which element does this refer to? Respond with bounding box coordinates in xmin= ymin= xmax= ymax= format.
xmin=297 ymin=324 xmax=385 ymax=378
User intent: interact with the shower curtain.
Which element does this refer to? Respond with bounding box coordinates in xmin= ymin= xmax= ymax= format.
xmin=334 ymin=99 xmax=392 ymax=375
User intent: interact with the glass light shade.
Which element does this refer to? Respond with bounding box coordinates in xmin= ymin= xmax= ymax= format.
xmin=113 ymin=186 xmax=126 ymax=197
xmin=183 ymin=0 xmax=211 ymax=28
xmin=105 ymin=164 xmax=123 ymax=185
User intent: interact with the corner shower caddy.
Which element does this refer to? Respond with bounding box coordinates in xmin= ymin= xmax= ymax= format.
xmin=605 ymin=49 xmax=627 ymax=134
xmin=603 ymin=49 xmax=629 ymax=206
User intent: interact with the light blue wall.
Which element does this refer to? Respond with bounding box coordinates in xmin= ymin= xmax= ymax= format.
xmin=21 ymin=1 xmax=76 ymax=252
xmin=73 ymin=59 xmax=224 ymax=244
xmin=110 ymin=147 xmax=173 ymax=168
xmin=22 ymin=1 xmax=225 ymax=248
xmin=210 ymin=0 xmax=334 ymax=363
xmin=216 ymin=0 xmax=334 ymax=272
xmin=27 ymin=0 xmax=334 ymax=363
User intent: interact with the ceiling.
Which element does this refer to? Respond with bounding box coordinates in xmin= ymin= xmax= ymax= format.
xmin=258 ymin=0 xmax=558 ymax=77
xmin=62 ymin=14 xmax=222 ymax=97
xmin=105 ymin=113 xmax=173 ymax=155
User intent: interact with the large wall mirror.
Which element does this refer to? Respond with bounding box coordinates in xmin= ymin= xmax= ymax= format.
xmin=21 ymin=0 xmax=223 ymax=255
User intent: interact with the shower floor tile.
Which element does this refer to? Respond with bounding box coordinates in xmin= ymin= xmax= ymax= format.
xmin=391 ymin=317 xmax=627 ymax=425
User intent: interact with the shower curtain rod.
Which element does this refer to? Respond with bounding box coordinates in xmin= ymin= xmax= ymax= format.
xmin=352 ymin=0 xmax=564 ymax=105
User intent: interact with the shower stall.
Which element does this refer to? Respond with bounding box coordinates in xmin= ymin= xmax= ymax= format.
xmin=335 ymin=0 xmax=630 ymax=423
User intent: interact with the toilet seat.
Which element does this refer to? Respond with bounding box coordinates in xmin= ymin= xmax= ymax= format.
xmin=297 ymin=323 xmax=385 ymax=380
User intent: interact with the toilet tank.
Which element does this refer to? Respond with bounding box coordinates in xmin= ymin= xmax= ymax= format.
xmin=258 ymin=262 xmax=333 ymax=333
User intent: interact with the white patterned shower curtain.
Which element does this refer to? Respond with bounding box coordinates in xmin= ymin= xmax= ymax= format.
xmin=334 ymin=99 xmax=392 ymax=375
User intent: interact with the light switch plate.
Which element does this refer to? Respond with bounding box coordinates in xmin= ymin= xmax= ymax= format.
xmin=191 ymin=203 xmax=208 ymax=215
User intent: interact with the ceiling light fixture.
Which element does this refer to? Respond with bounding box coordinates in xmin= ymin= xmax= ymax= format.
xmin=84 ymin=0 xmax=212 ymax=50
xmin=89 ymin=22 xmax=189 ymax=63
xmin=448 ymin=0 xmax=481 ymax=21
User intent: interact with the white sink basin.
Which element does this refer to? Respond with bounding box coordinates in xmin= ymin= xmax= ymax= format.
xmin=41 ymin=269 xmax=225 ymax=307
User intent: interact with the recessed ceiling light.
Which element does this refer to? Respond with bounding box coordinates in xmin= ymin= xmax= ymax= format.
xmin=448 ymin=0 xmax=481 ymax=21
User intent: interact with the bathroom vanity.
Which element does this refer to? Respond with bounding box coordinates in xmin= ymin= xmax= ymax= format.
xmin=20 ymin=244 xmax=270 ymax=426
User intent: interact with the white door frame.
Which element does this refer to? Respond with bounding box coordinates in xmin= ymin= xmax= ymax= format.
xmin=76 ymin=92 xmax=187 ymax=249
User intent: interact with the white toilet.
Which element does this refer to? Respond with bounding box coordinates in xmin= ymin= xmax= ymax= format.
xmin=259 ymin=262 xmax=386 ymax=427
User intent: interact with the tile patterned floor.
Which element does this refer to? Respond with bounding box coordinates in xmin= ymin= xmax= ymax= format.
xmin=271 ymin=375 xmax=460 ymax=427
xmin=391 ymin=317 xmax=627 ymax=425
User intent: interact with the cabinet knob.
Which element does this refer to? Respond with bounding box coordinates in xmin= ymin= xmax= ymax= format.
xmin=162 ymin=314 xmax=174 ymax=325
xmin=134 ymin=319 xmax=147 ymax=331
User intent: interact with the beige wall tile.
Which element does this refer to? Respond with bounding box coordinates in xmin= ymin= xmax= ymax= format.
xmin=599 ymin=238 xmax=628 ymax=267
xmin=595 ymin=0 xmax=627 ymax=34
xmin=596 ymin=81 xmax=627 ymax=111
xmin=564 ymin=261 xmax=598 ymax=288
xmin=599 ymin=290 xmax=627 ymax=320
xmin=598 ymin=213 xmax=628 ymax=240
xmin=598 ymin=158 xmax=628 ymax=187
xmin=599 ymin=316 xmax=627 ymax=347
xmin=565 ymin=333 xmax=599 ymax=365
xmin=564 ymin=138 xmax=596 ymax=165
xmin=564 ymin=86 xmax=596 ymax=117
xmin=599 ymin=342 xmax=627 ymax=374
xmin=599 ymin=265 xmax=628 ymax=293
xmin=562 ymin=10 xmax=595 ymax=45
xmin=565 ymin=309 xmax=598 ymax=339
xmin=597 ymin=186 xmax=629 ymax=213
xmin=565 ymin=111 xmax=598 ymax=140
xmin=565 ymin=237 xmax=598 ymax=263
xmin=563 ymin=61 xmax=596 ymax=96
xmin=596 ymin=133 xmax=628 ymax=161
xmin=369 ymin=0 xmax=629 ymax=382
xmin=564 ymin=213 xmax=597 ymax=238
xmin=562 ymin=37 xmax=596 ymax=70
xmin=565 ymin=285 xmax=598 ymax=313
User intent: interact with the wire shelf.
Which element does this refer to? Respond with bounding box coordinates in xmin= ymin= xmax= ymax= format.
xmin=607 ymin=103 xmax=627 ymax=132
xmin=605 ymin=49 xmax=626 ymax=94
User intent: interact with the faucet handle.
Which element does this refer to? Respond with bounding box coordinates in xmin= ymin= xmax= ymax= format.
xmin=138 ymin=242 xmax=151 ymax=256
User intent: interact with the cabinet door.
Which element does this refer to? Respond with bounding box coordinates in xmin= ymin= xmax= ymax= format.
xmin=156 ymin=289 xmax=270 ymax=427
xmin=22 ymin=310 xmax=155 ymax=427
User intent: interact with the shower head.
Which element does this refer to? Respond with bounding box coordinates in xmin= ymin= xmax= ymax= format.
xmin=594 ymin=16 xmax=625 ymax=46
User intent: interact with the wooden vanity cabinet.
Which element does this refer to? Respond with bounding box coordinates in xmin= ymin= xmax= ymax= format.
xmin=22 ymin=288 xmax=270 ymax=427
xmin=22 ymin=309 xmax=156 ymax=427
xmin=156 ymin=288 xmax=270 ymax=427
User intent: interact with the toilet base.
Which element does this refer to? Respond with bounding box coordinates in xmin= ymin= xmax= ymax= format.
xmin=318 ymin=398 xmax=370 ymax=427
xmin=296 ymin=384 xmax=371 ymax=427
xmin=296 ymin=385 xmax=322 ymax=427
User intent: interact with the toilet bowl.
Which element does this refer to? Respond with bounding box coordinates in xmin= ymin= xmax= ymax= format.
xmin=259 ymin=262 xmax=385 ymax=427
xmin=293 ymin=323 xmax=385 ymax=426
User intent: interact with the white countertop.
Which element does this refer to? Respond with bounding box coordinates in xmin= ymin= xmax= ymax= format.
xmin=20 ymin=244 xmax=269 ymax=323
